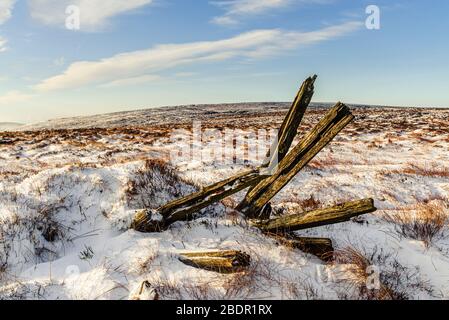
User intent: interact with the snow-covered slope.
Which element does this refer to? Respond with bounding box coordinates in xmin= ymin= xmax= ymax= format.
xmin=0 ymin=123 xmax=23 ymax=132
xmin=17 ymin=103 xmax=338 ymax=131
xmin=1 ymin=104 xmax=448 ymax=300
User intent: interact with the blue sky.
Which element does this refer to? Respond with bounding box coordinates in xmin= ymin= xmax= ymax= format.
xmin=0 ymin=0 xmax=448 ymax=123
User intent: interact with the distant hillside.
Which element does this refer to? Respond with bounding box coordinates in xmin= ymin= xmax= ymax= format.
xmin=17 ymin=103 xmax=294 ymax=131
xmin=0 ymin=122 xmax=24 ymax=131
xmin=15 ymin=102 xmax=354 ymax=131
xmin=15 ymin=102 xmax=442 ymax=132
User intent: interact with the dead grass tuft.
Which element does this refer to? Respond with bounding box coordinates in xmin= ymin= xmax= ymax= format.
xmin=333 ymin=247 xmax=394 ymax=300
xmin=221 ymin=258 xmax=273 ymax=299
xmin=383 ymin=202 xmax=448 ymax=246
xmin=332 ymin=246 xmax=433 ymax=300
xmin=125 ymin=159 xmax=197 ymax=209
xmin=297 ymin=195 xmax=322 ymax=211
xmin=147 ymin=277 xmax=183 ymax=300
xmin=136 ymin=252 xmax=158 ymax=275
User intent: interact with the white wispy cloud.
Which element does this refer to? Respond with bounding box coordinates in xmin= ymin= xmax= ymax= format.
xmin=0 ymin=37 xmax=8 ymax=52
xmin=210 ymin=0 xmax=327 ymax=25
xmin=0 ymin=91 xmax=34 ymax=105
xmin=0 ymin=0 xmax=16 ymax=53
xmin=28 ymin=0 xmax=153 ymax=31
xmin=36 ymin=21 xmax=362 ymax=92
xmin=0 ymin=0 xmax=16 ymax=25
xmin=99 ymin=74 xmax=161 ymax=88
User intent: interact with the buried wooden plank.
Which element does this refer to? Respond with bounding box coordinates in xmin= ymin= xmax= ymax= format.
xmin=267 ymin=233 xmax=334 ymax=262
xmin=237 ymin=102 xmax=355 ymax=217
xmin=178 ymin=250 xmax=251 ymax=273
xmin=252 ymin=198 xmax=377 ymax=234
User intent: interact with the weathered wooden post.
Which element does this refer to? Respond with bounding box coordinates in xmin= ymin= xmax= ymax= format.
xmin=131 ymin=169 xmax=268 ymax=232
xmin=262 ymin=75 xmax=317 ymax=169
xmin=237 ymin=102 xmax=355 ymax=217
xmin=267 ymin=234 xmax=335 ymax=261
xmin=131 ymin=75 xmax=378 ymax=267
xmin=132 ymin=76 xmax=319 ymax=232
xmin=252 ymin=199 xmax=377 ymax=233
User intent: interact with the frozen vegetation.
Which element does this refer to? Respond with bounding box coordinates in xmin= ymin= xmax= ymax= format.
xmin=0 ymin=103 xmax=448 ymax=300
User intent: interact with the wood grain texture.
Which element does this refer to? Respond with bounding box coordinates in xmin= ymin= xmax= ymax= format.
xmin=269 ymin=234 xmax=334 ymax=261
xmin=238 ymin=102 xmax=354 ymax=216
xmin=163 ymin=169 xmax=268 ymax=224
xmin=254 ymin=198 xmax=376 ymax=233
xmin=262 ymin=75 xmax=317 ymax=169
xmin=179 ymin=250 xmax=251 ymax=273
xmin=132 ymin=169 xmax=268 ymax=232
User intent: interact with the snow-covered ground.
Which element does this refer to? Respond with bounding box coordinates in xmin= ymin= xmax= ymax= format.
xmin=0 ymin=104 xmax=448 ymax=300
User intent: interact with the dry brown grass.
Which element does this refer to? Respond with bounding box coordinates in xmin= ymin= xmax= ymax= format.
xmin=0 ymin=233 xmax=8 ymax=279
xmin=125 ymin=159 xmax=196 ymax=209
xmin=381 ymin=163 xmax=449 ymax=178
xmin=409 ymin=132 xmax=439 ymax=144
xmin=136 ymin=252 xmax=158 ymax=275
xmin=140 ymin=250 xmax=306 ymax=300
xmin=402 ymin=164 xmax=449 ymax=178
xmin=144 ymin=276 xmax=220 ymax=300
xmin=221 ymin=257 xmax=276 ymax=299
xmin=383 ymin=202 xmax=448 ymax=246
xmin=147 ymin=277 xmax=183 ymax=300
xmin=221 ymin=249 xmax=324 ymax=299
xmin=297 ymin=195 xmax=322 ymax=211
xmin=131 ymin=281 xmax=159 ymax=300
xmin=332 ymin=247 xmax=395 ymax=300
xmin=308 ymin=152 xmax=367 ymax=170
xmin=332 ymin=246 xmax=433 ymax=300
xmin=308 ymin=154 xmax=339 ymax=169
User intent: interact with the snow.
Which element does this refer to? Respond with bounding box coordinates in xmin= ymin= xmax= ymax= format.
xmin=0 ymin=103 xmax=448 ymax=300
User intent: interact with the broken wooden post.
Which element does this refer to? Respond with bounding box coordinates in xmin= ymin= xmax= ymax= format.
xmin=127 ymin=75 xmax=381 ymax=290
xmin=238 ymin=102 xmax=355 ymax=217
xmin=253 ymin=198 xmax=376 ymax=233
xmin=244 ymin=76 xmax=317 ymax=204
xmin=268 ymin=233 xmax=334 ymax=261
xmin=262 ymin=75 xmax=317 ymax=169
xmin=131 ymin=209 xmax=165 ymax=233
xmin=131 ymin=75 xmax=321 ymax=232
xmin=178 ymin=250 xmax=251 ymax=273
xmin=132 ymin=169 xmax=269 ymax=232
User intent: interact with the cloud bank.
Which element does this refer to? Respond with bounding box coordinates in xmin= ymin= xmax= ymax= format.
xmin=36 ymin=21 xmax=362 ymax=92
xmin=0 ymin=37 xmax=7 ymax=52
